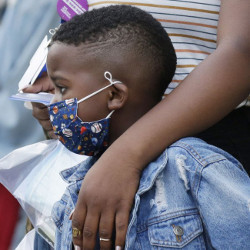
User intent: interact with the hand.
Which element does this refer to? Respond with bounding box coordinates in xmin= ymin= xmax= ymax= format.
xmin=23 ymin=74 xmax=57 ymax=139
xmin=71 ymin=159 xmax=141 ymax=250
xmin=31 ymin=102 xmax=58 ymax=139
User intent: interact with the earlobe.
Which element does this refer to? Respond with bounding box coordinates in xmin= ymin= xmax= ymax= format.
xmin=107 ymin=83 xmax=128 ymax=111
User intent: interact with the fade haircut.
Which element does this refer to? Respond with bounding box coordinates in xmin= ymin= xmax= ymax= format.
xmin=51 ymin=5 xmax=176 ymax=99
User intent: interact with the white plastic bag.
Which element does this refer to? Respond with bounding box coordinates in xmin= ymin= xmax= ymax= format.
xmin=0 ymin=139 xmax=87 ymax=247
xmin=15 ymin=229 xmax=37 ymax=250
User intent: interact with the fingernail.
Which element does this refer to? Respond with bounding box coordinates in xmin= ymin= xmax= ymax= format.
xmin=69 ymin=209 xmax=75 ymax=220
xmin=116 ymin=246 xmax=122 ymax=250
xmin=74 ymin=245 xmax=81 ymax=250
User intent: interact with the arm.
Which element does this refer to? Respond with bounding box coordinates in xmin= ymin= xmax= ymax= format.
xmin=72 ymin=0 xmax=250 ymax=249
xmin=104 ymin=0 xmax=250 ymax=170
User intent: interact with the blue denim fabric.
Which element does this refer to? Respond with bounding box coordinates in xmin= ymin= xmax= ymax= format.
xmin=34 ymin=233 xmax=53 ymax=250
xmin=52 ymin=138 xmax=250 ymax=249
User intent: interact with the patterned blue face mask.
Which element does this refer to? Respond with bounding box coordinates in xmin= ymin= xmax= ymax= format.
xmin=48 ymin=71 xmax=121 ymax=156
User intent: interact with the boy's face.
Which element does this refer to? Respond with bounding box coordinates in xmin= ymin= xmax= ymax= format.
xmin=47 ymin=42 xmax=111 ymax=122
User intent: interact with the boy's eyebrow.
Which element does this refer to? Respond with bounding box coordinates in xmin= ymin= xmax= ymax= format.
xmin=50 ymin=75 xmax=68 ymax=82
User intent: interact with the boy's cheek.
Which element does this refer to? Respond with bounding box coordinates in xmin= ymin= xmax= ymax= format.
xmin=51 ymin=92 xmax=62 ymax=103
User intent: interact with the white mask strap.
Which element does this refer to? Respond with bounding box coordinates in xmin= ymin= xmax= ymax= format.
xmin=106 ymin=110 xmax=115 ymax=118
xmin=104 ymin=71 xmax=122 ymax=85
xmin=78 ymin=71 xmax=122 ymax=104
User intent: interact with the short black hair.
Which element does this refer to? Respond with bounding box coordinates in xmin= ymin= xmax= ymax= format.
xmin=52 ymin=5 xmax=176 ymax=99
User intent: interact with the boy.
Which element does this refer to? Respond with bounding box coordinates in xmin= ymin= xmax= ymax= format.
xmin=43 ymin=5 xmax=249 ymax=250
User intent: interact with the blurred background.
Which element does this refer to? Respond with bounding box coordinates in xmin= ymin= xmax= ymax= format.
xmin=0 ymin=0 xmax=60 ymax=248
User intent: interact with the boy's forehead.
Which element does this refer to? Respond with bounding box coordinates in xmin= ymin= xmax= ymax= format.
xmin=46 ymin=42 xmax=120 ymax=84
xmin=49 ymin=42 xmax=87 ymax=60
xmin=47 ymin=41 xmax=139 ymax=80
xmin=47 ymin=42 xmax=105 ymax=69
xmin=49 ymin=41 xmax=110 ymax=57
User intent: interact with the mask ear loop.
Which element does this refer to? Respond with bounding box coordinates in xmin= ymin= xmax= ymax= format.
xmin=78 ymin=71 xmax=122 ymax=104
xmin=106 ymin=110 xmax=115 ymax=118
xmin=104 ymin=71 xmax=122 ymax=118
xmin=104 ymin=71 xmax=122 ymax=85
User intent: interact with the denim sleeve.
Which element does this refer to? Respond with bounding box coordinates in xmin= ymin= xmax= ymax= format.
xmin=194 ymin=159 xmax=250 ymax=249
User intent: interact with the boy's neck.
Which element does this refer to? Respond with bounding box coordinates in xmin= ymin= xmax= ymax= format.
xmin=108 ymin=101 xmax=158 ymax=145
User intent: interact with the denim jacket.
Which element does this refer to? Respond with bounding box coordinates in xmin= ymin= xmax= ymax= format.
xmin=52 ymin=138 xmax=250 ymax=249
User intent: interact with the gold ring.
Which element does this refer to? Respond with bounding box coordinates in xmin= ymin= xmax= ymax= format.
xmin=100 ymin=237 xmax=111 ymax=242
xmin=72 ymin=227 xmax=81 ymax=238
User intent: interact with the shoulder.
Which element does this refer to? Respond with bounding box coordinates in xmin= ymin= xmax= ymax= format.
xmin=167 ymin=137 xmax=243 ymax=170
xmin=160 ymin=137 xmax=248 ymax=193
xmin=144 ymin=137 xmax=245 ymax=186
xmin=141 ymin=137 xmax=244 ymax=195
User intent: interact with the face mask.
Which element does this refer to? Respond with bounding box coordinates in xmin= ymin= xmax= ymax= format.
xmin=48 ymin=71 xmax=121 ymax=156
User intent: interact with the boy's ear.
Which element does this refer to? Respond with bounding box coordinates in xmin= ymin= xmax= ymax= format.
xmin=107 ymin=83 xmax=128 ymax=111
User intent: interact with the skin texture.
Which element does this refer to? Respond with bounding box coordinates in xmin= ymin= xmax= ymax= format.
xmin=23 ymin=0 xmax=250 ymax=249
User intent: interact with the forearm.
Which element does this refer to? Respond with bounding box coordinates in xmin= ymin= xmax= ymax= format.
xmin=99 ymin=46 xmax=250 ymax=171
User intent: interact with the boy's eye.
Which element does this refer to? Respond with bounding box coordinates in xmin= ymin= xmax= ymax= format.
xmin=59 ymin=86 xmax=67 ymax=94
xmin=56 ymin=85 xmax=67 ymax=94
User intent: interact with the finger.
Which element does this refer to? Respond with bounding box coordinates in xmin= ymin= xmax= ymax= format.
xmin=31 ymin=102 xmax=47 ymax=109
xmin=47 ymin=130 xmax=58 ymax=139
xmin=32 ymin=104 xmax=49 ymax=120
xmin=71 ymin=205 xmax=87 ymax=248
xmin=39 ymin=119 xmax=53 ymax=131
xmin=99 ymin=211 xmax=115 ymax=250
xmin=115 ymin=207 xmax=130 ymax=250
xmin=82 ymin=211 xmax=100 ymax=250
xmin=23 ymin=75 xmax=54 ymax=93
